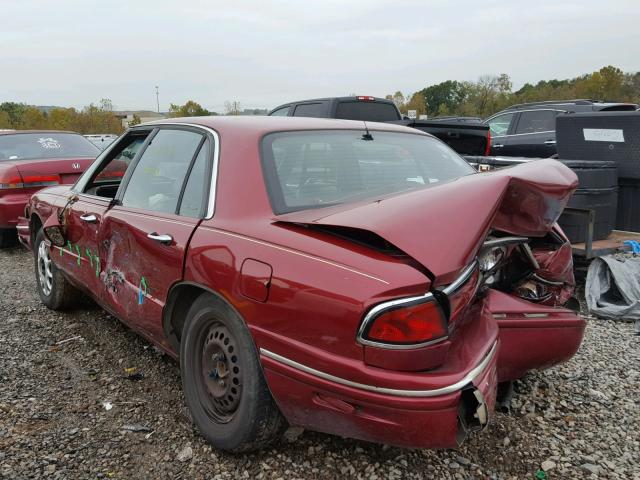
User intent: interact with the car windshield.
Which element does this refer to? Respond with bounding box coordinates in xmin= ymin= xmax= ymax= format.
xmin=261 ymin=129 xmax=476 ymax=214
xmin=0 ymin=133 xmax=100 ymax=161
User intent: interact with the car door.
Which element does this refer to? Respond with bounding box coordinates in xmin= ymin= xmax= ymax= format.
xmin=508 ymin=109 xmax=558 ymax=157
xmin=486 ymin=112 xmax=516 ymax=156
xmin=97 ymin=126 xmax=214 ymax=343
xmin=56 ymin=131 xmax=150 ymax=298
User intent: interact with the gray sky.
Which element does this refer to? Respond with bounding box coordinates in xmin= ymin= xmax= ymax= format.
xmin=2 ymin=0 xmax=639 ymax=112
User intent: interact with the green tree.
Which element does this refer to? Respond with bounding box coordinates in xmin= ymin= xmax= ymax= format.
xmin=419 ymin=80 xmax=467 ymax=117
xmin=19 ymin=107 xmax=48 ymax=129
xmin=405 ymin=92 xmax=427 ymax=116
xmin=128 ymin=113 xmax=142 ymax=127
xmin=0 ymin=102 xmax=27 ymax=128
xmin=169 ymin=100 xmax=210 ymax=117
xmin=0 ymin=111 xmax=12 ymax=129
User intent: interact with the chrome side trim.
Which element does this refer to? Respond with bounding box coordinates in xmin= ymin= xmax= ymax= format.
xmin=482 ymin=237 xmax=528 ymax=249
xmin=442 ymin=261 xmax=478 ymax=296
xmin=138 ymin=121 xmax=220 ymax=220
xmin=356 ymin=261 xmax=477 ymax=349
xmin=260 ymin=341 xmax=497 ymax=398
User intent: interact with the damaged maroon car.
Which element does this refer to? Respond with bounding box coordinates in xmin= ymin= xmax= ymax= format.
xmin=21 ymin=117 xmax=585 ymax=452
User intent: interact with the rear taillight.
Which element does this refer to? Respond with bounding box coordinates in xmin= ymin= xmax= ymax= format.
xmin=22 ymin=174 xmax=61 ymax=188
xmin=356 ymin=96 xmax=375 ymax=101
xmin=361 ymin=297 xmax=448 ymax=345
xmin=0 ymin=165 xmax=22 ymax=189
xmin=485 ymin=130 xmax=492 ymax=156
xmin=0 ymin=166 xmax=60 ymax=190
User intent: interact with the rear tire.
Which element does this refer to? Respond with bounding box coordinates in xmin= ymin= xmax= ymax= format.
xmin=180 ymin=294 xmax=286 ymax=452
xmin=34 ymin=229 xmax=78 ymax=310
xmin=0 ymin=228 xmax=18 ymax=248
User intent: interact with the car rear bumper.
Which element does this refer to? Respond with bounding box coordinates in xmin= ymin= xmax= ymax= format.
xmin=0 ymin=191 xmax=29 ymax=228
xmin=260 ymin=340 xmax=498 ymax=449
xmin=486 ymin=289 xmax=586 ymax=382
xmin=16 ymin=216 xmax=31 ymax=249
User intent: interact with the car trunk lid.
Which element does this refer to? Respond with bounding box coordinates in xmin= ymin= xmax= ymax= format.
xmin=12 ymin=157 xmax=94 ymax=186
xmin=275 ymin=159 xmax=578 ymax=280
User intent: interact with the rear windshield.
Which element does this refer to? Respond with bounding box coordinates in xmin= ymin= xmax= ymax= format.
xmin=261 ymin=130 xmax=475 ymax=213
xmin=0 ymin=133 xmax=100 ymax=161
xmin=335 ymin=101 xmax=401 ymax=121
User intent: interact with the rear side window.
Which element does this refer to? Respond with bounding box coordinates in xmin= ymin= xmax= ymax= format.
xmin=335 ymin=102 xmax=400 ymax=121
xmin=179 ymin=139 xmax=210 ymax=218
xmin=121 ymin=129 xmax=204 ymax=214
xmin=269 ymin=106 xmax=290 ymax=116
xmin=0 ymin=133 xmax=99 ymax=161
xmin=261 ymin=130 xmax=475 ymax=214
xmin=292 ymin=103 xmax=326 ymax=117
xmin=515 ymin=110 xmax=556 ymax=134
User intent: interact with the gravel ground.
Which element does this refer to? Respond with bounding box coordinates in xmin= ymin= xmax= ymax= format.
xmin=1 ymin=246 xmax=638 ymax=479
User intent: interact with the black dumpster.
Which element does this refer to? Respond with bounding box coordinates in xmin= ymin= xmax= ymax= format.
xmin=558 ymin=160 xmax=618 ymax=243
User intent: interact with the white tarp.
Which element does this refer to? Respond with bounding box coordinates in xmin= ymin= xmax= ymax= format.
xmin=586 ymin=255 xmax=640 ymax=333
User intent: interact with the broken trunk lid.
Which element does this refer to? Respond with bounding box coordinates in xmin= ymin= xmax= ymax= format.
xmin=275 ymin=159 xmax=578 ymax=279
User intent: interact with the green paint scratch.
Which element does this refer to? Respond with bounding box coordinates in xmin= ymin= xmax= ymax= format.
xmin=75 ymin=244 xmax=81 ymax=266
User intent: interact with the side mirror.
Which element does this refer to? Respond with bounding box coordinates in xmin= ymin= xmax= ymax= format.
xmin=43 ymin=215 xmax=67 ymax=247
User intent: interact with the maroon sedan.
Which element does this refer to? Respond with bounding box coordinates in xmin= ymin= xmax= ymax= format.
xmin=0 ymin=130 xmax=99 ymax=247
xmin=22 ymin=117 xmax=585 ymax=452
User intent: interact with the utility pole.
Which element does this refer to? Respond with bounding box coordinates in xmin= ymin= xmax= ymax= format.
xmin=155 ymin=86 xmax=160 ymax=113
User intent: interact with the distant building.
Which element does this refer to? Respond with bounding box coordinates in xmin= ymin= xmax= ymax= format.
xmin=112 ymin=110 xmax=166 ymax=128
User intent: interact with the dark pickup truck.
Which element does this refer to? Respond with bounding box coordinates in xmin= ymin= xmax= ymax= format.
xmin=268 ymin=96 xmax=491 ymax=156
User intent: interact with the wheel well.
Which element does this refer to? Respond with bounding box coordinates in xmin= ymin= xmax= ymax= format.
xmin=163 ymin=283 xmax=212 ymax=353
xmin=30 ymin=214 xmax=42 ymax=251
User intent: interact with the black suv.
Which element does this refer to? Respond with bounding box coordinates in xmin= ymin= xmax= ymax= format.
xmin=484 ymin=99 xmax=638 ymax=157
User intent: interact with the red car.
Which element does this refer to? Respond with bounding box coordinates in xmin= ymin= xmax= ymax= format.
xmin=0 ymin=130 xmax=99 ymax=247
xmin=21 ymin=117 xmax=585 ymax=452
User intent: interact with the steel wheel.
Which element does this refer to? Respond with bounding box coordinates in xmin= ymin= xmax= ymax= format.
xmin=37 ymin=240 xmax=53 ymax=296
xmin=180 ymin=294 xmax=286 ymax=451
xmin=198 ymin=322 xmax=243 ymax=423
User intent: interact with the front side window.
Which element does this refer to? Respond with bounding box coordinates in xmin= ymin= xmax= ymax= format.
xmin=487 ymin=113 xmax=514 ymax=136
xmin=0 ymin=133 xmax=99 ymax=161
xmin=515 ymin=110 xmax=556 ymax=134
xmin=81 ymin=132 xmax=150 ymax=198
xmin=121 ymin=129 xmax=204 ymax=214
xmin=261 ymin=130 xmax=475 ymax=214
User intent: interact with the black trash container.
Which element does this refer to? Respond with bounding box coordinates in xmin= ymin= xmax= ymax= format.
xmin=557 ymin=160 xmax=618 ymax=243
xmin=616 ymin=178 xmax=640 ymax=232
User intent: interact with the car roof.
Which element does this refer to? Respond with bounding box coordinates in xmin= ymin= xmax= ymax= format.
xmin=0 ymin=129 xmax=80 ymax=136
xmin=269 ymin=96 xmax=395 ymax=113
xmin=141 ymin=115 xmax=424 ymax=137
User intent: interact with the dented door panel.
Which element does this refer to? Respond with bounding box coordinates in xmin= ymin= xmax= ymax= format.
xmin=97 ymin=206 xmax=198 ymax=342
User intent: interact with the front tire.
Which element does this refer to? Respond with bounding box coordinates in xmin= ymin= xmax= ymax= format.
xmin=34 ymin=229 xmax=78 ymax=310
xmin=180 ymin=294 xmax=286 ymax=452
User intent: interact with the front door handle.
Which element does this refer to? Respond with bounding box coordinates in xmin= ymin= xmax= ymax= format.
xmin=147 ymin=232 xmax=173 ymax=244
xmin=544 ymin=140 xmax=557 ymax=145
xmin=80 ymin=213 xmax=97 ymax=223
xmin=493 ymin=144 xmax=504 ymax=148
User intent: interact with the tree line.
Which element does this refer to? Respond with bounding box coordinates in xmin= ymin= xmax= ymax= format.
xmin=386 ymin=65 xmax=640 ymax=118
xmin=0 ymin=99 xmax=124 ymax=134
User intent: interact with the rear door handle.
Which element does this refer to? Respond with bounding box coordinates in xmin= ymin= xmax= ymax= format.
xmin=80 ymin=213 xmax=97 ymax=223
xmin=544 ymin=140 xmax=556 ymax=145
xmin=493 ymin=144 xmax=504 ymax=148
xmin=147 ymin=232 xmax=173 ymax=244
